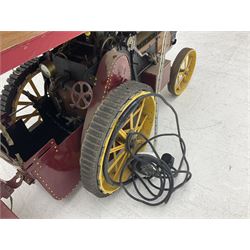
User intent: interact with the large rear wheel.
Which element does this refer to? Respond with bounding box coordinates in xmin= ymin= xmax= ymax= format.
xmin=0 ymin=58 xmax=44 ymax=128
xmin=80 ymin=81 xmax=156 ymax=197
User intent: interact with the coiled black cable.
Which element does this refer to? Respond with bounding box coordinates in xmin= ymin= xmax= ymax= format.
xmin=121 ymin=93 xmax=192 ymax=206
xmin=104 ymin=93 xmax=192 ymax=206
xmin=120 ymin=131 xmax=191 ymax=206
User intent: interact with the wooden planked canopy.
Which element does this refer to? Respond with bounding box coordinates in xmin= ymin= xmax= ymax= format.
xmin=0 ymin=32 xmax=44 ymax=52
xmin=0 ymin=31 xmax=84 ymax=74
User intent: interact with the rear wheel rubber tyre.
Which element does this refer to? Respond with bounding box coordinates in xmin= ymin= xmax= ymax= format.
xmin=0 ymin=58 xmax=40 ymax=115
xmin=168 ymin=48 xmax=196 ymax=96
xmin=80 ymin=81 xmax=155 ymax=197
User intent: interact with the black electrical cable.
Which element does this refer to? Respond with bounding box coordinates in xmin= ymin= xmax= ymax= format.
xmin=120 ymin=131 xmax=191 ymax=206
xmin=121 ymin=93 xmax=191 ymax=206
xmin=103 ymin=93 xmax=192 ymax=206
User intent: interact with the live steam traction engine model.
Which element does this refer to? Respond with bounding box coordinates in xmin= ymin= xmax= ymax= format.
xmin=0 ymin=32 xmax=196 ymax=217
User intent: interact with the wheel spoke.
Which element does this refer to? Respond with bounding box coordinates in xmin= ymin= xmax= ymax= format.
xmin=21 ymin=90 xmax=37 ymax=101
xmin=185 ymin=55 xmax=189 ymax=68
xmin=176 ymin=73 xmax=182 ymax=86
xmin=110 ymin=143 xmax=125 ymax=154
xmin=82 ymin=96 xmax=89 ymax=105
xmin=23 ymin=112 xmax=39 ymax=123
xmin=181 ymin=59 xmax=186 ymax=70
xmin=108 ymin=151 xmax=126 ymax=173
xmin=137 ymin=115 xmax=148 ymax=132
xmin=30 ymin=117 xmax=42 ymax=128
xmin=123 ymin=106 xmax=141 ymax=128
xmin=16 ymin=114 xmax=32 ymax=120
xmin=118 ymin=128 xmax=127 ymax=140
xmin=187 ymin=57 xmax=192 ymax=69
xmin=135 ymin=99 xmax=145 ymax=129
xmin=112 ymin=153 xmax=128 ymax=180
xmin=16 ymin=110 xmax=39 ymax=121
xmin=29 ymin=79 xmax=41 ymax=97
xmin=177 ymin=77 xmax=183 ymax=90
xmin=17 ymin=101 xmax=33 ymax=106
xmin=129 ymin=113 xmax=134 ymax=129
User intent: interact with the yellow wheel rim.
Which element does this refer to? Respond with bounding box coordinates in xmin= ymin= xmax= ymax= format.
xmin=12 ymin=70 xmax=43 ymax=127
xmin=98 ymin=91 xmax=156 ymax=194
xmin=174 ymin=49 xmax=196 ymax=95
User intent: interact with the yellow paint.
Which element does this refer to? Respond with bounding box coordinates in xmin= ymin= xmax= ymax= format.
xmin=174 ymin=49 xmax=196 ymax=95
xmin=98 ymin=90 xmax=156 ymax=194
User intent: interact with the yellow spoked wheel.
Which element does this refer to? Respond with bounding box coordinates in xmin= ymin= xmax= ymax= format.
xmin=168 ymin=48 xmax=196 ymax=96
xmin=0 ymin=59 xmax=44 ymax=128
xmin=80 ymin=81 xmax=156 ymax=197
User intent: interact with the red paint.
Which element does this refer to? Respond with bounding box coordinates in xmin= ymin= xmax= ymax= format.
xmin=83 ymin=50 xmax=131 ymax=134
xmin=0 ymin=50 xmax=132 ymax=201
xmin=24 ymin=125 xmax=82 ymax=200
xmin=0 ymin=31 xmax=84 ymax=74
xmin=22 ymin=51 xmax=132 ymax=199
xmin=141 ymin=60 xmax=171 ymax=91
xmin=0 ymin=200 xmax=18 ymax=219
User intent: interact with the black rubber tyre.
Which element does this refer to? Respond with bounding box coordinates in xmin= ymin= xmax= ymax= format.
xmin=168 ymin=48 xmax=196 ymax=96
xmin=0 ymin=58 xmax=40 ymax=115
xmin=80 ymin=81 xmax=153 ymax=197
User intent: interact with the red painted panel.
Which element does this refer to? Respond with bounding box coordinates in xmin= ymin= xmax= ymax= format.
xmin=0 ymin=31 xmax=84 ymax=74
xmin=25 ymin=126 xmax=82 ymax=200
xmin=0 ymin=200 xmax=18 ymax=219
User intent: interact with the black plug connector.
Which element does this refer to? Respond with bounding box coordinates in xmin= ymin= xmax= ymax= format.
xmin=161 ymin=153 xmax=175 ymax=168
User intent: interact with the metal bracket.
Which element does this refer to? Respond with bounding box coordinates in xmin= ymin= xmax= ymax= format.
xmin=0 ymin=172 xmax=23 ymax=199
xmin=127 ymin=35 xmax=149 ymax=58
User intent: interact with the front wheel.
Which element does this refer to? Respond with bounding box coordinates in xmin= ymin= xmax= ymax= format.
xmin=80 ymin=81 xmax=156 ymax=197
xmin=168 ymin=48 xmax=196 ymax=96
